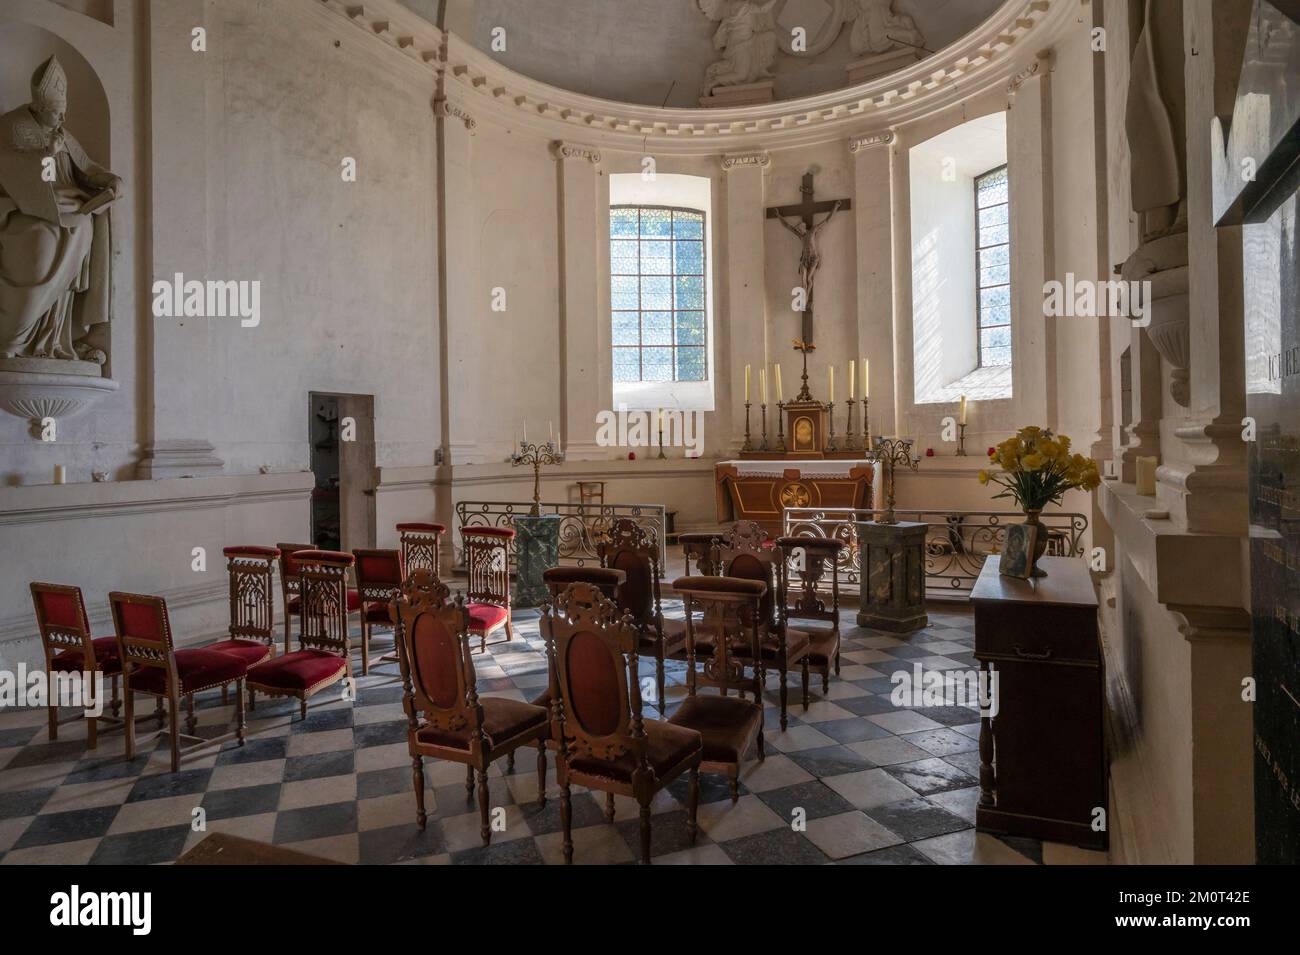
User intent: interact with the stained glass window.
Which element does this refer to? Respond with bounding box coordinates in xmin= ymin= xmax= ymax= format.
xmin=610 ymin=206 xmax=708 ymax=382
xmin=975 ymin=165 xmax=1011 ymax=368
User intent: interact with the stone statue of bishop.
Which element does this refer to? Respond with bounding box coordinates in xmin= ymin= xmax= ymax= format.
xmin=0 ymin=56 xmax=122 ymax=364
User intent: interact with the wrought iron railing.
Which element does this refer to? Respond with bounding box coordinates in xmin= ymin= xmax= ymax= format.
xmin=782 ymin=507 xmax=1089 ymax=598
xmin=454 ymin=501 xmax=666 ymax=569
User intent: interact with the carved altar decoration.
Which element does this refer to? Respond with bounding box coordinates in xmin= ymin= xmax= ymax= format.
xmin=697 ymin=0 xmax=779 ymax=105
xmin=0 ymin=56 xmax=120 ymax=423
xmin=1120 ymin=0 xmax=1190 ymax=407
xmin=715 ymin=458 xmax=872 ymax=535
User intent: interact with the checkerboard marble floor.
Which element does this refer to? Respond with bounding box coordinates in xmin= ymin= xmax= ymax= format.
xmin=0 ymin=603 xmax=1107 ymax=865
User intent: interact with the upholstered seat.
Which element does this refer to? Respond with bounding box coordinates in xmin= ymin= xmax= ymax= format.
xmin=739 ymin=625 xmax=812 ymax=661
xmin=205 ymin=638 xmax=273 ymax=668
xmin=246 ymin=649 xmax=347 ymax=693
xmin=568 ymin=719 xmax=702 ymax=785
xmin=51 ymin=636 xmax=122 ymax=674
xmin=802 ymin=625 xmax=838 ymax=663
xmin=128 ymin=647 xmax=248 ymax=697
xmin=417 ymin=696 xmax=548 ymax=751
xmin=466 ymin=602 xmax=509 ymax=632
xmin=669 ymin=694 xmax=763 ymax=765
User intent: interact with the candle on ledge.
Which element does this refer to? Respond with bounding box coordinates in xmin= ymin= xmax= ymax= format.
xmin=744 ymin=364 xmax=751 ymax=402
xmin=862 ymin=358 xmax=869 ymax=398
xmin=775 ymin=363 xmax=783 ymax=401
xmin=1135 ymin=456 xmax=1158 ymax=496
xmin=54 ymin=465 xmax=66 ymax=485
xmin=959 ymin=395 xmax=967 ymax=425
xmin=760 ymin=367 xmax=768 ymax=405
xmin=828 ymin=365 xmax=834 ymax=403
xmin=523 ymin=420 xmax=528 ymax=443
xmin=549 ymin=420 xmax=554 ymax=444
xmin=848 ymin=360 xmax=855 ymax=400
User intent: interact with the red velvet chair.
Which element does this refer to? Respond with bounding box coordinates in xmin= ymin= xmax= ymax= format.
xmin=30 ymin=582 xmax=121 ymax=749
xmin=110 ymin=592 xmax=247 ymax=772
xmin=669 ymin=576 xmax=767 ymax=801
xmin=541 ymin=581 xmax=702 ymax=865
xmin=277 ymin=542 xmax=360 ymax=654
xmin=775 ymin=536 xmax=846 ymax=695
xmin=460 ymin=526 xmax=514 ymax=652
xmin=202 ymin=547 xmax=279 ymax=712
xmin=716 ymin=537 xmax=810 ymax=731
xmin=248 ymin=550 xmax=354 ymax=721
xmin=598 ymin=518 xmax=684 ymax=715
xmin=391 ymin=570 xmax=549 ymax=842
xmin=353 ymin=548 xmax=403 ymax=674
xmin=397 ymin=522 xmax=446 ymax=579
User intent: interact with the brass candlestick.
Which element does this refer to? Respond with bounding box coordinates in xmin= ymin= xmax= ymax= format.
xmin=759 ymin=402 xmax=769 ymax=452
xmin=510 ymin=440 xmax=564 ymax=516
xmin=657 ymin=416 xmax=667 ymax=459
xmin=775 ymin=400 xmax=786 ymax=452
xmin=956 ymin=422 xmax=968 ymax=456
xmin=742 ymin=401 xmax=754 ymax=452
xmin=869 ymin=436 xmax=920 ymax=525
xmin=843 ymin=399 xmax=857 ymax=451
xmin=826 ymin=401 xmax=837 ymax=452
xmin=793 ymin=338 xmax=815 ymax=402
xmin=861 ymin=397 xmax=871 ymax=450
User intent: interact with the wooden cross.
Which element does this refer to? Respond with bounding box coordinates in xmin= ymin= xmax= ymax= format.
xmin=766 ymin=171 xmax=851 ymax=346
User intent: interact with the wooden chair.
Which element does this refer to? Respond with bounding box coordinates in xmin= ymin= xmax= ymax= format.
xmin=669 ymin=576 xmax=767 ymax=801
xmin=30 ymin=582 xmax=121 ymax=749
xmin=247 ymin=550 xmax=353 ymax=721
xmin=201 ymin=546 xmax=279 ymax=713
xmin=397 ymin=522 xmax=446 ymax=579
xmin=353 ymin=548 xmax=403 ymax=674
xmin=461 ymin=526 xmax=514 ymax=651
xmin=776 ymin=536 xmax=846 ymax=695
xmin=679 ymin=532 xmax=721 ymax=576
xmin=276 ymin=542 xmax=360 ymax=654
xmin=716 ymin=537 xmax=810 ymax=731
xmin=541 ymin=582 xmax=703 ymax=865
xmin=598 ymin=518 xmax=685 ymax=715
xmin=391 ymin=570 xmax=549 ymax=842
xmin=110 ymin=592 xmax=247 ymax=772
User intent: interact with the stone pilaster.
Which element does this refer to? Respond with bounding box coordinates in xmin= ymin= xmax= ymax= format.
xmin=720 ymin=152 xmax=769 ymax=451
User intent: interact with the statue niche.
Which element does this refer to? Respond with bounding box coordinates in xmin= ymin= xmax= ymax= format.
xmin=0 ymin=51 xmax=121 ymax=423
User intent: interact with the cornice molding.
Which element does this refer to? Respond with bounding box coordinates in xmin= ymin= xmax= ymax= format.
xmin=720 ymin=151 xmax=771 ymax=171
xmin=434 ymin=97 xmax=476 ymax=133
xmin=1006 ymin=57 xmax=1043 ymax=94
xmin=552 ymin=140 xmax=602 ymax=164
xmin=316 ymin=0 xmax=1076 ymax=153
xmin=848 ymin=131 xmax=895 ymax=152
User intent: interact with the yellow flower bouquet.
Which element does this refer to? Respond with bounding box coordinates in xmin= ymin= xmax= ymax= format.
xmin=977 ymin=427 xmax=1101 ymax=512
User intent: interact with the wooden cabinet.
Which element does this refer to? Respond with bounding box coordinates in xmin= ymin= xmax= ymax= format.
xmin=971 ymin=555 xmax=1107 ymax=850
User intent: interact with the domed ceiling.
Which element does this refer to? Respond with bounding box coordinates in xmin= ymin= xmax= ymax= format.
xmin=401 ymin=0 xmax=1009 ymax=108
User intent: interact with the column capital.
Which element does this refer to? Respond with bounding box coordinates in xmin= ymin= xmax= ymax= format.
xmin=720 ymin=151 xmax=770 ymax=171
xmin=848 ymin=131 xmax=894 ymax=153
xmin=434 ymin=97 xmax=476 ymax=134
xmin=551 ymin=140 xmax=603 ymax=164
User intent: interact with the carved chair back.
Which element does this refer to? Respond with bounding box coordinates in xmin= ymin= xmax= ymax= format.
xmin=461 ymin=526 xmax=513 ymax=609
xmin=389 ymin=571 xmax=483 ymax=751
xmin=728 ymin=519 xmax=769 ymax=552
xmin=672 ymin=576 xmax=766 ymax=700
xmin=276 ymin=542 xmax=314 ymax=610
xmin=715 ymin=540 xmax=778 ymax=631
xmin=397 ymin=522 xmax=445 ymax=579
xmin=679 ymin=532 xmax=721 ymax=576
xmin=109 ymin=591 xmax=178 ymax=691
xmin=353 ymin=548 xmax=403 ymax=614
xmin=542 ymin=566 xmax=626 ymax=602
xmin=597 ymin=518 xmax=662 ymax=626
xmin=775 ymin=537 xmax=843 ymax=628
xmin=223 ymin=546 xmax=279 ymax=647
xmin=540 ymin=582 xmax=645 ymax=766
xmin=295 ymin=550 xmax=355 ymax=657
xmin=30 ymin=582 xmax=99 ymax=676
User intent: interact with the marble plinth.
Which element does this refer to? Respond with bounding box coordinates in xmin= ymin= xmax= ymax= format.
xmin=513 ymin=514 xmax=560 ymax=608
xmin=856 ymin=520 xmax=928 ymax=633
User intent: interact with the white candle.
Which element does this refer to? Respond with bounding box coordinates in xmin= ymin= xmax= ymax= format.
xmin=959 ymin=395 xmax=967 ymax=425
xmin=828 ymin=365 xmax=834 ymax=403
xmin=862 ymin=358 xmax=869 ymax=399
xmin=760 ymin=367 xmax=768 ymax=405
xmin=1136 ymin=456 xmax=1158 ymax=496
xmin=848 ymin=360 xmax=855 ymax=400
xmin=775 ymin=363 xmax=783 ymax=401
xmin=54 ymin=465 xmax=66 ymax=485
xmin=745 ymin=364 xmax=751 ymax=402
xmin=523 ymin=420 xmax=527 ymax=443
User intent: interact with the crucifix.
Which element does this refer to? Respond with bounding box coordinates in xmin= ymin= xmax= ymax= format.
xmin=766 ymin=171 xmax=851 ymax=348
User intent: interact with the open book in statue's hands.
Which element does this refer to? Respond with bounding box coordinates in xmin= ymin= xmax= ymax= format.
xmin=78 ymin=188 xmax=118 ymax=215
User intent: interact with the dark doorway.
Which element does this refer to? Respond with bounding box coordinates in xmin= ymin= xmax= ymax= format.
xmin=309 ymin=392 xmax=376 ymax=552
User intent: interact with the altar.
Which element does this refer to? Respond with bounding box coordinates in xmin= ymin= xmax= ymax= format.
xmin=715 ymin=459 xmax=874 ymax=534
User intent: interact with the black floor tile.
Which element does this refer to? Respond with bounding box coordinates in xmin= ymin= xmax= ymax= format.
xmin=13 ymin=805 xmax=119 ymax=849
xmin=90 ymin=824 xmax=191 ymax=864
xmin=272 ymin=801 xmax=358 ymax=844
xmin=756 ymin=781 xmax=856 ymax=821
xmin=864 ymin=797 xmax=970 ymax=842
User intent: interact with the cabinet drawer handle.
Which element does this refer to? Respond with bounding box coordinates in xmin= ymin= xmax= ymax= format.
xmin=1012 ymin=644 xmax=1053 ymax=660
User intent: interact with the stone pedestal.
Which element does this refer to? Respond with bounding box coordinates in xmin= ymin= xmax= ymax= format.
xmin=856 ymin=520 xmax=928 ymax=633
xmin=512 ymin=514 xmax=560 ymax=608
xmin=846 ymin=48 xmax=923 ymax=85
xmin=699 ymin=80 xmax=775 ymax=108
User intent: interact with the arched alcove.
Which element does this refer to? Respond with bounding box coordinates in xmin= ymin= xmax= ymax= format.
xmin=0 ymin=21 xmax=110 ymax=160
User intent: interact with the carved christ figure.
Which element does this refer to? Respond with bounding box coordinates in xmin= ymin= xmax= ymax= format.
xmin=0 ymin=57 xmax=122 ymax=362
xmin=776 ymin=200 xmax=842 ymax=310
